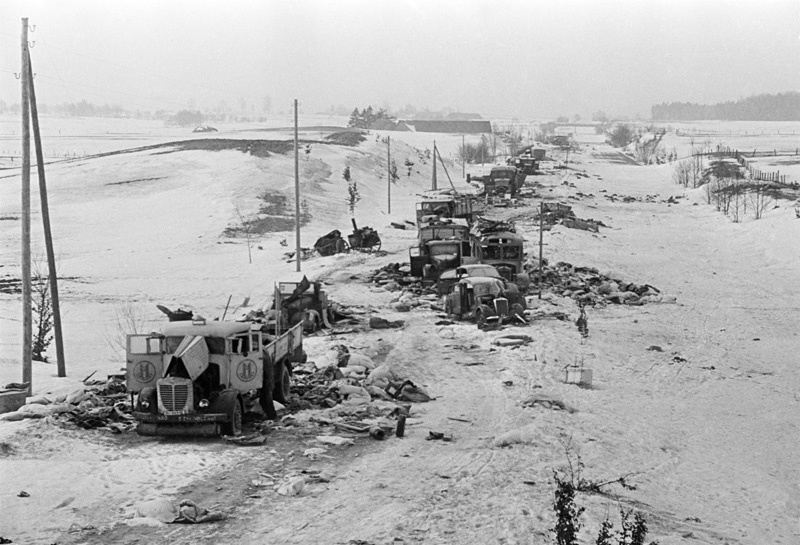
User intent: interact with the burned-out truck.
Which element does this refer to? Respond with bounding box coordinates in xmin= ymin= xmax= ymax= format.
xmin=409 ymin=218 xmax=480 ymax=281
xmin=127 ymin=318 xmax=305 ymax=437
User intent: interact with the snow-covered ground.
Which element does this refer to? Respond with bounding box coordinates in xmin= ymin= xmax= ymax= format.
xmin=0 ymin=118 xmax=799 ymax=544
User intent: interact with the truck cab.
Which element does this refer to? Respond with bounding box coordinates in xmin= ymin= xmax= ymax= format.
xmin=486 ymin=166 xmax=519 ymax=197
xmin=480 ymin=231 xmax=530 ymax=290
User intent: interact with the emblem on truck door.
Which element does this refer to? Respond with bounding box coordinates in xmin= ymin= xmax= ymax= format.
xmin=133 ymin=361 xmax=156 ymax=383
xmin=237 ymin=359 xmax=256 ymax=382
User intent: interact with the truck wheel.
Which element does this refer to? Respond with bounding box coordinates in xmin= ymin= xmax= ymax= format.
xmin=273 ymin=362 xmax=291 ymax=404
xmin=476 ymin=310 xmax=486 ymax=328
xmin=221 ymin=395 xmax=243 ymax=436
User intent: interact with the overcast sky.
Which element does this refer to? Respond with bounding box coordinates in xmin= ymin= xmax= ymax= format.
xmin=1 ymin=0 xmax=798 ymax=120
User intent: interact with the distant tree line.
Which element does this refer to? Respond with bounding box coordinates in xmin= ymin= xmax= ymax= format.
xmin=651 ymin=92 xmax=800 ymax=121
xmin=347 ymin=106 xmax=396 ymax=129
xmin=0 ymin=99 xmax=272 ymax=124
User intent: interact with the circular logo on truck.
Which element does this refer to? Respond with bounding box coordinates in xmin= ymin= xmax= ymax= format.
xmin=237 ymin=359 xmax=257 ymax=382
xmin=133 ymin=361 xmax=156 ymax=383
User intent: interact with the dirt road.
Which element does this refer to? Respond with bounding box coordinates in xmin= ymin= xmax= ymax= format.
xmin=5 ymin=143 xmax=799 ymax=545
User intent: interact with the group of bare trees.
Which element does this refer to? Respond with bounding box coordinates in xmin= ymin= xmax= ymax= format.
xmin=672 ymin=154 xmax=705 ymax=188
xmin=675 ymin=154 xmax=776 ymax=222
xmin=458 ymin=134 xmax=498 ymax=164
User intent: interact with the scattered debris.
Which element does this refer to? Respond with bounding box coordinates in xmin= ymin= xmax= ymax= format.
xmin=0 ymin=376 xmax=135 ymax=432
xmin=277 ymin=476 xmax=306 ymax=497
xmin=223 ymin=433 xmax=267 ymax=446
xmin=315 ymin=435 xmax=355 ymax=446
xmin=172 ymin=500 xmax=227 ymax=523
xmin=521 ymin=393 xmax=577 ymax=413
xmin=526 ymin=259 xmax=666 ymax=306
xmin=369 ymin=317 xmax=405 ymax=329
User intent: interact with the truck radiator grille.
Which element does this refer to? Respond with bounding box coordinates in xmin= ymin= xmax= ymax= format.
xmin=159 ymin=383 xmax=190 ymax=413
xmin=494 ymin=297 xmax=509 ymax=317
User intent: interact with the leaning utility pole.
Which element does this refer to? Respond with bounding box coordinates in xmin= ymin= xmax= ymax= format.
xmin=431 ymin=140 xmax=437 ymax=190
xmin=294 ymin=99 xmax=301 ymax=272
xmin=27 ymin=49 xmax=66 ymax=376
xmin=20 ymin=18 xmax=32 ymax=394
xmin=538 ymin=201 xmax=544 ymax=300
xmin=387 ymin=135 xmax=391 ymax=214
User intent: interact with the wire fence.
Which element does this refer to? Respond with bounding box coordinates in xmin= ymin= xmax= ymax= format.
xmin=698 ymin=145 xmax=799 ymax=188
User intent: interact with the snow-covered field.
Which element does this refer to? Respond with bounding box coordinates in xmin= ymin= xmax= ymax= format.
xmin=0 ymin=117 xmax=799 ymax=544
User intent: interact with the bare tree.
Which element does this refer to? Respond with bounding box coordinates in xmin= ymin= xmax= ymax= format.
xmin=233 ymin=205 xmax=253 ymax=264
xmin=749 ymin=181 xmax=774 ymax=220
xmin=673 ymin=160 xmax=689 ymax=187
xmin=688 ymin=153 xmax=704 ymax=188
xmin=31 ymin=259 xmax=53 ymax=362
xmin=105 ymin=300 xmax=156 ymax=362
xmin=634 ymin=132 xmax=664 ymax=164
xmin=729 ymin=185 xmax=745 ymax=223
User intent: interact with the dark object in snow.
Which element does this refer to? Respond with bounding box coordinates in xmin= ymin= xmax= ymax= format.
xmin=349 ymin=219 xmax=381 ymax=252
xmin=171 ymin=500 xmax=226 ymax=523
xmin=314 ymin=230 xmax=348 ymax=256
xmin=385 ymin=380 xmax=431 ymax=402
xmin=521 ymin=393 xmax=576 ymax=413
xmin=396 ymin=415 xmax=406 ymax=437
xmin=192 ymin=125 xmax=218 ymax=133
xmin=369 ymin=317 xmax=405 ymax=329
xmin=224 ymin=433 xmax=267 ymax=446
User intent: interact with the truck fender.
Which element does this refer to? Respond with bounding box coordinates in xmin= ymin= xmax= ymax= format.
xmin=136 ymin=386 xmax=158 ymax=414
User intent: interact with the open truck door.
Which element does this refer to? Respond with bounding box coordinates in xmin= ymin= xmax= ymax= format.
xmin=126 ymin=334 xmax=164 ymax=393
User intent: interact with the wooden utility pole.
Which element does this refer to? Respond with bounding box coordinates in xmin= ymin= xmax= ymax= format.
xmin=294 ymin=99 xmax=301 ymax=272
xmin=432 ymin=140 xmax=437 ymax=190
xmin=27 ymin=50 xmax=66 ymax=376
xmin=21 ymin=18 xmax=32 ymax=393
xmin=387 ymin=135 xmax=391 ymax=214
xmin=538 ymin=201 xmax=544 ymax=300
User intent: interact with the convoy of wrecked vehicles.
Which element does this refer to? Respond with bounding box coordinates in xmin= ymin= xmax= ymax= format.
xmin=126 ymin=161 xmax=535 ymax=437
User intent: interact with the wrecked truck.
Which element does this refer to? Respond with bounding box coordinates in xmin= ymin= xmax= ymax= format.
xmin=444 ymin=276 xmax=527 ymax=327
xmin=266 ymin=275 xmax=334 ymax=333
xmin=409 ymin=218 xmax=480 ymax=281
xmin=127 ymin=318 xmax=305 ymax=436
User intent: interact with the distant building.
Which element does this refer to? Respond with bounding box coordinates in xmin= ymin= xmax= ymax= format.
xmin=445 ymin=112 xmax=485 ymax=121
xmin=397 ymin=120 xmax=492 ymax=134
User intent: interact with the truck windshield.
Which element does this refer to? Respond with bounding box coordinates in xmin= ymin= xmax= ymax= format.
xmin=165 ymin=336 xmax=226 ymax=355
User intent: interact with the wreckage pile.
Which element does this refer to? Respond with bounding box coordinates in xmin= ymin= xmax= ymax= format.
xmin=536 ymin=202 xmax=608 ymax=233
xmin=0 ymin=376 xmax=136 ymax=432
xmin=527 ymin=260 xmax=667 ymax=306
xmin=288 ymin=345 xmax=430 ymax=414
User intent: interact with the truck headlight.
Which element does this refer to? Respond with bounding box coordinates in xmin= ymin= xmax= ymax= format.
xmin=199 ymin=399 xmax=209 ymax=408
xmin=140 ymin=399 xmax=150 ymax=409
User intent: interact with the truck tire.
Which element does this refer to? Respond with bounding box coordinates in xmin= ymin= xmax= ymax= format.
xmin=220 ymin=393 xmax=243 ymax=436
xmin=273 ymin=361 xmax=291 ymax=404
